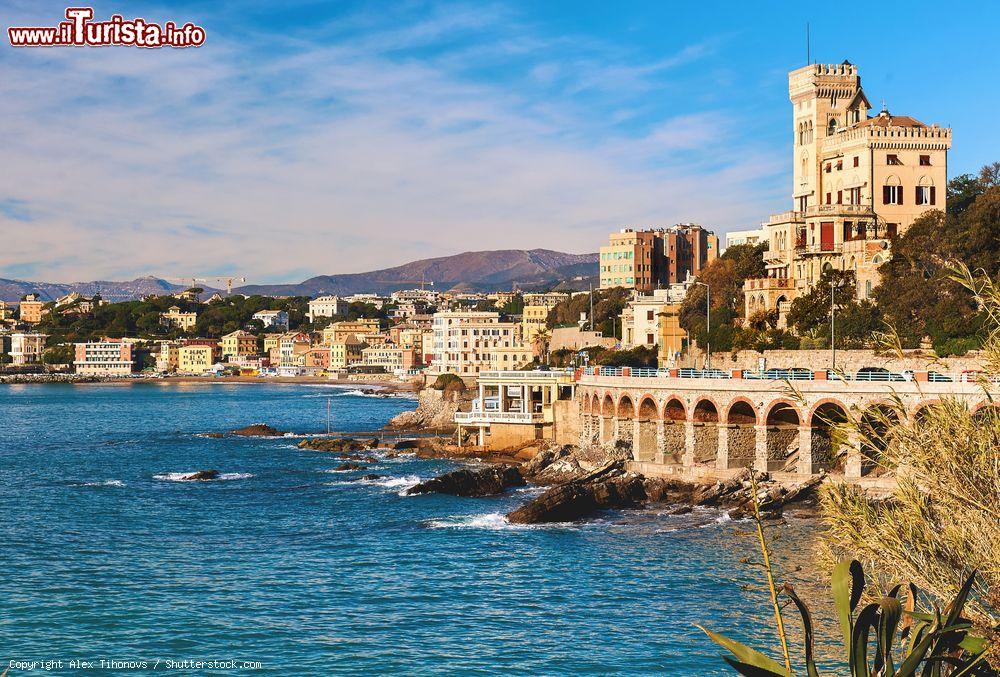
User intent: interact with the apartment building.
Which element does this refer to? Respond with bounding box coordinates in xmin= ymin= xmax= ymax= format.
xmin=18 ymin=295 xmax=46 ymax=324
xmin=74 ymin=340 xmax=134 ymax=376
xmin=521 ymin=305 xmax=550 ymax=345
xmin=160 ymin=306 xmax=197 ymax=331
xmin=278 ymin=331 xmax=311 ymax=368
xmin=9 ymin=332 xmax=47 ymax=365
xmin=177 ymin=345 xmax=214 ymax=374
xmin=307 ymin=295 xmax=347 ymax=322
xmin=599 ymin=226 xmax=718 ymax=292
xmin=329 ymin=335 xmax=366 ymax=369
xmin=725 ymin=227 xmax=768 ymax=249
xmin=522 ymin=292 xmax=569 ymax=308
xmin=744 ymin=61 xmax=952 ymax=320
xmin=220 ymin=330 xmax=259 ymax=360
xmin=322 ymin=319 xmax=381 ymax=345
xmin=361 ymin=344 xmax=417 ymax=374
xmin=428 ymin=311 xmax=524 ymax=377
xmin=155 ymin=341 xmax=181 ymax=373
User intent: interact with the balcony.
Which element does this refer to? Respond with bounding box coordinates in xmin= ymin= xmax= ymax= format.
xmin=743 ymin=277 xmax=792 ymax=291
xmin=454 ymin=411 xmax=543 ymax=424
xmin=804 ymin=204 xmax=874 ymax=218
xmin=797 ymin=243 xmax=844 ymax=255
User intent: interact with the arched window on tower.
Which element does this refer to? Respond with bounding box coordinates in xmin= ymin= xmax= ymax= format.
xmin=916 ymin=176 xmax=936 ymax=206
xmin=827 ymin=118 xmax=839 ymax=136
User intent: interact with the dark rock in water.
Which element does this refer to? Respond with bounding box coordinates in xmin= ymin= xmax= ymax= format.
xmin=335 ymin=462 xmax=364 ymax=471
xmin=298 ymin=437 xmax=378 ymax=452
xmin=358 ymin=474 xmax=383 ymax=481
xmin=666 ymin=505 xmax=693 ymax=516
xmin=392 ymin=439 xmax=419 ymax=450
xmin=405 ymin=465 xmax=525 ymax=497
xmin=202 ymin=432 xmax=225 ymax=439
xmin=506 ymin=461 xmax=646 ymax=524
xmin=182 ymin=469 xmax=220 ymax=481
xmin=231 ymin=424 xmax=285 ymax=437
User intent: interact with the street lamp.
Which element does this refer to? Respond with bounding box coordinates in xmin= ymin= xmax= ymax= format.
xmin=830 ymin=278 xmax=846 ymax=370
xmin=693 ymin=281 xmax=711 ymax=370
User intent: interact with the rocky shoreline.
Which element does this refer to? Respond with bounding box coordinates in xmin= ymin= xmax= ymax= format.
xmin=293 ymin=430 xmax=826 ymax=525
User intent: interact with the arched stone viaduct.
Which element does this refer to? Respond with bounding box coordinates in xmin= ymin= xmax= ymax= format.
xmin=575 ymin=370 xmax=998 ymax=480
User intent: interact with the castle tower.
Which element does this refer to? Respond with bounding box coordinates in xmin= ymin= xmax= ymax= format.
xmin=789 ymin=62 xmax=870 ymax=213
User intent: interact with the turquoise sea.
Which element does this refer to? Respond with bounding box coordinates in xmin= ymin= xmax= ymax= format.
xmin=0 ymin=382 xmax=827 ymax=675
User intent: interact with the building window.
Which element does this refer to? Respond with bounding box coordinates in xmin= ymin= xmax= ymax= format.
xmin=886 ymin=154 xmax=902 ymax=165
xmin=920 ymin=155 xmax=931 ymax=166
xmin=825 ymin=163 xmax=831 ymax=173
xmin=853 ymin=156 xmax=859 ymax=168
xmin=916 ymin=185 xmax=936 ymax=205
xmin=646 ymin=310 xmax=654 ymax=321
xmin=883 ymin=185 xmax=903 ymax=205
xmin=646 ymin=333 xmax=654 ymax=344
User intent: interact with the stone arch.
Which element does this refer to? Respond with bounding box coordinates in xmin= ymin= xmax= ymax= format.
xmin=634 ymin=396 xmax=659 ymax=462
xmin=911 ymin=399 xmax=942 ymax=424
xmin=616 ymin=394 xmax=635 ymax=419
xmin=615 ymin=394 xmax=635 ymax=450
xmin=600 ymin=394 xmax=615 ymax=442
xmin=809 ymin=400 xmax=849 ymax=472
xmin=859 ymin=404 xmax=900 ymax=476
xmin=724 ymin=399 xmax=758 ymax=468
xmin=662 ymin=397 xmax=687 ymax=421
xmin=692 ymin=399 xmax=720 ymax=465
xmin=661 ymin=397 xmax=687 ymax=464
xmin=764 ymin=400 xmax=802 ymax=472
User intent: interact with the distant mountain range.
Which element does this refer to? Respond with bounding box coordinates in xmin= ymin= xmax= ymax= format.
xmin=0 ymin=249 xmax=598 ymax=303
xmin=0 ymin=276 xmax=207 ymax=304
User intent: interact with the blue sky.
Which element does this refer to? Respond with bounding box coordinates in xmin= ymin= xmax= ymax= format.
xmin=2 ymin=0 xmax=997 ymax=283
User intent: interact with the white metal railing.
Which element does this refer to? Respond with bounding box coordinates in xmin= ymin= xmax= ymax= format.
xmin=578 ymin=366 xmax=999 ymax=384
xmin=454 ymin=411 xmax=542 ymax=424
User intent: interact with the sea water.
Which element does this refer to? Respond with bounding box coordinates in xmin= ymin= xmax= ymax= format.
xmin=0 ymin=382 xmax=832 ymax=675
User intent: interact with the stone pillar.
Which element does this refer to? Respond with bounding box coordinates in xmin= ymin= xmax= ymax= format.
xmin=845 ymin=429 xmax=862 ymax=480
xmin=716 ymin=424 xmax=730 ymax=470
xmin=683 ymin=420 xmax=696 ymax=467
xmin=598 ymin=416 xmax=606 ymax=444
xmin=632 ymin=418 xmax=641 ymax=451
xmin=797 ymin=425 xmax=814 ymax=475
xmin=655 ymin=419 xmax=666 ymax=464
xmin=754 ymin=424 xmax=769 ymax=473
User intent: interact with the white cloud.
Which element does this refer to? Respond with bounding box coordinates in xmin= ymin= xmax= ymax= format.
xmin=0 ymin=1 xmax=784 ymax=283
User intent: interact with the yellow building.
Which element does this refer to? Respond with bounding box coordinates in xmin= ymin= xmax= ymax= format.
xmin=521 ymin=305 xmax=550 ymax=344
xmin=177 ymin=345 xmax=214 ymax=373
xmin=322 ymin=319 xmax=381 ymax=345
xmin=18 ymin=295 xmax=46 ymax=324
xmin=745 ymin=61 xmax=952 ymax=320
xmin=160 ymin=306 xmax=197 ymax=331
xmin=329 ymin=336 xmax=366 ymax=369
xmin=657 ymin=305 xmax=686 ymax=366
xmin=221 ymin=330 xmax=259 ymax=360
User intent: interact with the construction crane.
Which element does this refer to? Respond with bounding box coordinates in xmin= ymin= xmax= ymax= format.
xmin=162 ymin=276 xmax=246 ymax=296
xmin=201 ymin=277 xmax=247 ymax=295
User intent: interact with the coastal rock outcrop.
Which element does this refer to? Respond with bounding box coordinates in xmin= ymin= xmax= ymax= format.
xmin=231 ymin=423 xmax=285 ymax=437
xmin=298 ymin=437 xmax=379 ymax=452
xmin=405 ymin=465 xmax=525 ymax=497
xmin=507 ymin=461 xmax=646 ymax=524
xmin=181 ymin=469 xmax=221 ymax=481
xmin=334 ymin=462 xmax=365 ymax=472
xmin=386 ymin=388 xmax=469 ymax=430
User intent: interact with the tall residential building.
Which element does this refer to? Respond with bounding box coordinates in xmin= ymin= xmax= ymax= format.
xmin=321 ymin=319 xmax=381 ymax=345
xmin=307 ymin=295 xmax=347 ymax=322
xmin=599 ymin=226 xmax=718 ymax=292
xmin=428 ymin=310 xmax=524 ymax=377
xmin=177 ymin=345 xmax=214 ymax=374
xmin=220 ymin=330 xmax=260 ymax=360
xmin=744 ymin=61 xmax=952 ymax=320
xmin=74 ymin=340 xmax=134 ymax=376
xmin=622 ymin=290 xmax=687 ymax=360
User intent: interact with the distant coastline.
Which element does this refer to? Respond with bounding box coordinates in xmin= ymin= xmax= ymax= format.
xmin=0 ymin=373 xmax=417 ymax=391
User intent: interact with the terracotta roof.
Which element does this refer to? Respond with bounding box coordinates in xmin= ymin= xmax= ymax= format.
xmin=855 ymin=112 xmax=927 ymax=129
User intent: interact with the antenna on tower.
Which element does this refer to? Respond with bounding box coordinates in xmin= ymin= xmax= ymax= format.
xmin=806 ymin=22 xmax=810 ymax=65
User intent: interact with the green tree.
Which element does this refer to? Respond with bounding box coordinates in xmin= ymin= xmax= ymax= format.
xmin=785 ymin=268 xmax=858 ymax=336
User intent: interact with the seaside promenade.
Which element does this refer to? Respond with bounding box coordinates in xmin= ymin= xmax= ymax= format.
xmin=574 ymin=366 xmax=998 ymax=485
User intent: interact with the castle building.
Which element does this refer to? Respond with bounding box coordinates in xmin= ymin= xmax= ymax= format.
xmin=744 ymin=62 xmax=952 ymax=321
